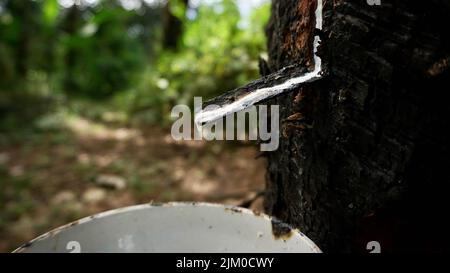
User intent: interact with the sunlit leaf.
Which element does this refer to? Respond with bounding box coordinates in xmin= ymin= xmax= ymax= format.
xmin=43 ymin=0 xmax=59 ymax=25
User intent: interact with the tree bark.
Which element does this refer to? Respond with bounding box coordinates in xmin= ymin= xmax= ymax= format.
xmin=264 ymin=0 xmax=450 ymax=253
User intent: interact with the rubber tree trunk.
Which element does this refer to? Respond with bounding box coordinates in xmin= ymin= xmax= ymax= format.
xmin=264 ymin=0 xmax=450 ymax=253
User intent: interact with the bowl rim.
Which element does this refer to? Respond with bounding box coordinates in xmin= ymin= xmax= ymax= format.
xmin=13 ymin=202 xmax=322 ymax=253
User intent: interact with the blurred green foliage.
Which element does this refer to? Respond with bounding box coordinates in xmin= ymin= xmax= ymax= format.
xmin=0 ymin=0 xmax=270 ymax=129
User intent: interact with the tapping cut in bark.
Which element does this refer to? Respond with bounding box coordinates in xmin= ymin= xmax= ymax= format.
xmin=195 ymin=0 xmax=324 ymax=125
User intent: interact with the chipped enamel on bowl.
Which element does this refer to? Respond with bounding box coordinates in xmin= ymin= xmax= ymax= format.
xmin=14 ymin=202 xmax=321 ymax=253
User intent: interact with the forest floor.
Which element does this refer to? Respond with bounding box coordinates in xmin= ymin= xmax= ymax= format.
xmin=0 ymin=114 xmax=266 ymax=252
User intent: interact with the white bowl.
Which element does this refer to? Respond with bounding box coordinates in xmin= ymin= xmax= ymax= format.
xmin=14 ymin=202 xmax=321 ymax=253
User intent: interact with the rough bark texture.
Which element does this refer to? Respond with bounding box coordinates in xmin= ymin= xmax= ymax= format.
xmin=264 ymin=0 xmax=450 ymax=253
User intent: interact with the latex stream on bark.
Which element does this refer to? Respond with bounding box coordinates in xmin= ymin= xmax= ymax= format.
xmin=195 ymin=0 xmax=324 ymax=125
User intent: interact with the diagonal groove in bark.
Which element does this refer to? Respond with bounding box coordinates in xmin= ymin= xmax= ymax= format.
xmin=195 ymin=0 xmax=324 ymax=125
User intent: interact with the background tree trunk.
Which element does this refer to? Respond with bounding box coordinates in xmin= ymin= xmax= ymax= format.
xmin=264 ymin=0 xmax=450 ymax=253
xmin=62 ymin=6 xmax=81 ymax=93
xmin=162 ymin=0 xmax=189 ymax=50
